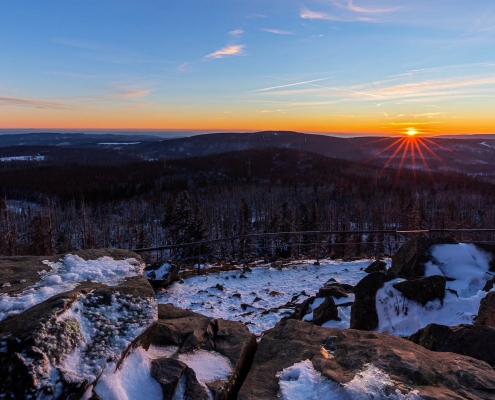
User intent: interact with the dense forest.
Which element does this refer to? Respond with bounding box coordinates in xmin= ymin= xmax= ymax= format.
xmin=1 ymin=147 xmax=494 ymax=261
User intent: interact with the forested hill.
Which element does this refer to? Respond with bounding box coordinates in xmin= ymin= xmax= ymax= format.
xmin=1 ymin=148 xmax=494 ymax=257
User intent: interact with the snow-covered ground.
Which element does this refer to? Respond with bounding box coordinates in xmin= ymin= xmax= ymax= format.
xmin=157 ymin=259 xmax=375 ymax=335
xmin=0 ymin=254 xmax=145 ymax=321
xmin=159 ymin=243 xmax=495 ymax=338
xmin=0 ymin=155 xmax=45 ymax=162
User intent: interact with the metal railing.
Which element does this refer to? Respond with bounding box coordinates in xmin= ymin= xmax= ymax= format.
xmin=133 ymin=228 xmax=495 ymax=274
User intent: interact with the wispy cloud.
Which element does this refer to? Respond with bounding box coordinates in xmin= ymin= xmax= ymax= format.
xmin=330 ymin=0 xmax=402 ymax=14
xmin=50 ymin=71 xmax=96 ymax=79
xmin=300 ymin=7 xmax=340 ymax=22
xmin=252 ymin=78 xmax=330 ymax=93
xmin=0 ymin=96 xmax=75 ymax=109
xmin=248 ymin=13 xmax=266 ymax=19
xmin=261 ymin=109 xmax=285 ymax=113
xmin=300 ymin=1 xmax=403 ymax=23
xmin=260 ymin=28 xmax=294 ymax=35
xmin=229 ymin=29 xmax=244 ymax=36
xmin=204 ymin=45 xmax=245 ymax=59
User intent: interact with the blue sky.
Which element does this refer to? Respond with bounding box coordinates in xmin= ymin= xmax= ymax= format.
xmin=1 ymin=1 xmax=495 ymax=134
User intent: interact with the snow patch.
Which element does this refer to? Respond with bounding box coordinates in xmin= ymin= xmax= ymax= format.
xmin=277 ymin=360 xmax=423 ymax=400
xmin=95 ymin=348 xmax=162 ymax=400
xmin=0 ymin=255 xmax=144 ymax=321
xmin=0 ymin=155 xmax=45 ymax=162
xmin=178 ymin=350 xmax=233 ymax=390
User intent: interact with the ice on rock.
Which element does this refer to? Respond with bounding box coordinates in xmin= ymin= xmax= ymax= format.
xmin=277 ymin=360 xmax=423 ymax=400
xmin=0 ymin=254 xmax=145 ymax=321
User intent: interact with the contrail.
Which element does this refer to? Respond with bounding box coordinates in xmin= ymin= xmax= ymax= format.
xmin=251 ymin=78 xmax=330 ymax=93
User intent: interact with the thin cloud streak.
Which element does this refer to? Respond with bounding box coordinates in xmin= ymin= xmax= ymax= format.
xmin=229 ymin=29 xmax=244 ymax=36
xmin=0 ymin=96 xmax=75 ymax=109
xmin=204 ymin=45 xmax=245 ymax=59
xmin=260 ymin=28 xmax=294 ymax=35
xmin=251 ymin=78 xmax=330 ymax=93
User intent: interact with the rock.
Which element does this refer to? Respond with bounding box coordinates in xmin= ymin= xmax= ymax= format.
xmin=150 ymin=358 xmax=209 ymax=400
xmin=393 ymin=275 xmax=446 ymax=306
xmin=409 ymin=323 xmax=495 ymax=366
xmin=364 ymin=260 xmax=387 ymax=273
xmin=350 ymin=272 xmax=393 ymax=330
xmin=312 ymin=297 xmax=340 ymax=326
xmin=215 ymin=283 xmax=225 ymax=291
xmin=0 ymin=275 xmax=157 ymax=400
xmin=483 ymin=276 xmax=495 ymax=292
xmin=476 ymin=291 xmax=495 ymax=328
xmin=388 ymin=237 xmax=458 ymax=280
xmin=238 ymin=319 xmax=495 ymax=400
xmin=294 ymin=296 xmax=316 ymax=320
xmin=316 ymin=283 xmax=349 ymax=299
xmin=153 ymin=304 xmax=257 ymax=399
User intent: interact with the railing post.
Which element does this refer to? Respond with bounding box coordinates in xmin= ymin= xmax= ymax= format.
xmin=243 ymin=240 xmax=247 ymax=271
xmin=315 ymin=232 xmax=321 ymax=266
xmin=197 ymin=244 xmax=201 ymax=275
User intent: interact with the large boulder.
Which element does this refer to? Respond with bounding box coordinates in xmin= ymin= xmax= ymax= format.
xmin=409 ymin=323 xmax=495 ymax=366
xmin=238 ymin=319 xmax=495 ymax=400
xmin=476 ymin=291 xmax=495 ymax=328
xmin=153 ymin=304 xmax=257 ymax=400
xmin=0 ymin=275 xmax=157 ymax=400
xmin=0 ymin=250 xmax=156 ymax=400
xmin=393 ymin=275 xmax=446 ymax=306
xmin=388 ymin=237 xmax=458 ymax=279
xmin=350 ymin=272 xmax=393 ymax=330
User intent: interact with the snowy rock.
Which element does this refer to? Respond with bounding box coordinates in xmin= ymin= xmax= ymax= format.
xmin=393 ymin=275 xmax=446 ymax=306
xmin=153 ymin=304 xmax=257 ymax=399
xmin=476 ymin=291 xmax=495 ymax=328
xmin=388 ymin=237 xmax=458 ymax=279
xmin=312 ymin=297 xmax=340 ymax=326
xmin=238 ymin=319 xmax=495 ymax=400
xmin=0 ymin=272 xmax=157 ymax=400
xmin=409 ymin=323 xmax=495 ymax=366
xmin=150 ymin=358 xmax=209 ymax=400
xmin=364 ymin=259 xmax=387 ymax=273
xmin=144 ymin=262 xmax=180 ymax=289
xmin=316 ymin=282 xmax=350 ymax=299
xmin=350 ymin=272 xmax=393 ymax=330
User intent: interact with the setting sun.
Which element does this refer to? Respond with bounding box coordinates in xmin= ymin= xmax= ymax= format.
xmin=405 ymin=128 xmax=419 ymax=136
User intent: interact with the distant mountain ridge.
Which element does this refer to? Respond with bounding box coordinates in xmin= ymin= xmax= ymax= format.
xmin=1 ymin=130 xmax=495 ymax=176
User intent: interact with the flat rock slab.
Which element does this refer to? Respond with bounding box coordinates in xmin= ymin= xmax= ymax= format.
xmin=238 ymin=319 xmax=495 ymax=400
xmin=0 ymin=249 xmax=141 ymax=296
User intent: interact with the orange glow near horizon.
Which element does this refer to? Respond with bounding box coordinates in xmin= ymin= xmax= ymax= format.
xmin=0 ymin=105 xmax=494 ymax=135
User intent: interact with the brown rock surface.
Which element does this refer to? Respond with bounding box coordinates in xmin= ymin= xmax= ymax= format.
xmin=393 ymin=275 xmax=446 ymax=306
xmin=350 ymin=272 xmax=392 ymax=330
xmin=476 ymin=291 xmax=495 ymax=328
xmin=238 ymin=319 xmax=495 ymax=400
xmin=409 ymin=323 xmax=495 ymax=366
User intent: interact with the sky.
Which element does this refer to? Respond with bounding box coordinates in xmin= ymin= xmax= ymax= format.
xmin=1 ymin=1 xmax=495 ymax=136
